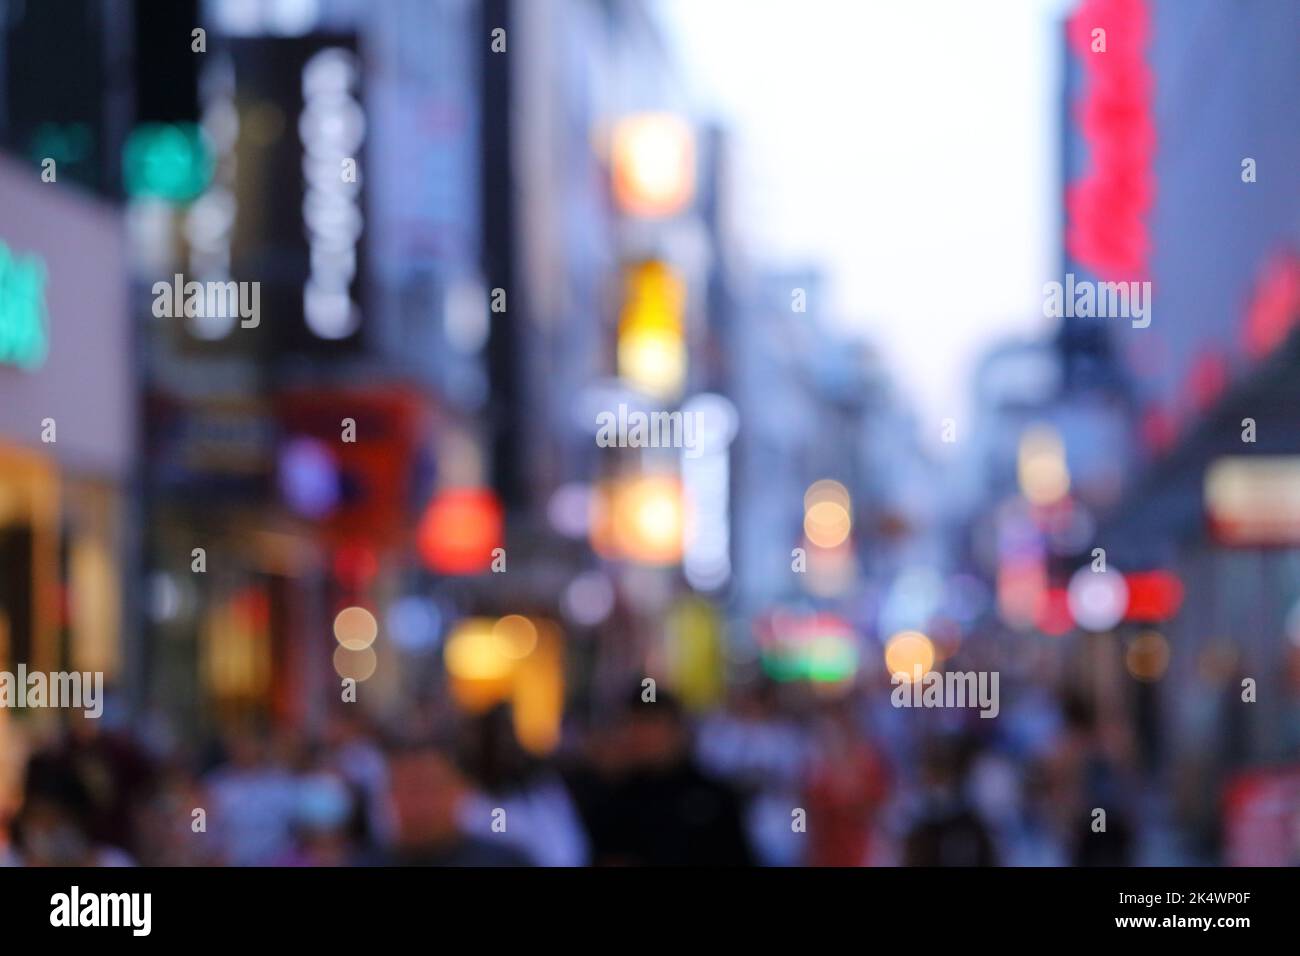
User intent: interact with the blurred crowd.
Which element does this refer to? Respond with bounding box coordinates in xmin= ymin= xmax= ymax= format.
xmin=0 ymin=672 xmax=1146 ymax=867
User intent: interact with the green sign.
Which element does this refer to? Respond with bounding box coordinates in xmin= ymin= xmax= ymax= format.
xmin=123 ymin=123 xmax=214 ymax=203
xmin=0 ymin=241 xmax=49 ymax=369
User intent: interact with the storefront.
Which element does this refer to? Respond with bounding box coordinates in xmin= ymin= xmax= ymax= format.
xmin=0 ymin=153 xmax=133 ymax=718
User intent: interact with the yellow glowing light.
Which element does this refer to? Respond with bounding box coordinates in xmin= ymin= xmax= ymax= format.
xmin=444 ymin=618 xmax=514 ymax=681
xmin=625 ymin=261 xmax=686 ymax=314
xmin=611 ymin=113 xmax=695 ymax=217
xmin=590 ymin=475 xmax=688 ymax=565
xmin=1018 ymin=425 xmax=1070 ymax=506
xmin=804 ymin=501 xmax=852 ymax=549
xmin=617 ymin=262 xmax=687 ymax=399
xmin=512 ymin=620 xmax=565 ymax=755
xmin=333 ymin=645 xmax=378 ymax=682
xmin=884 ymin=630 xmax=935 ymax=682
xmin=333 ymin=606 xmax=378 ymax=650
xmin=1126 ymin=630 xmax=1171 ymax=682
xmin=618 ymin=327 xmax=687 ymax=399
xmin=596 ymin=475 xmax=685 ymax=565
xmin=494 ymin=614 xmax=539 ymax=660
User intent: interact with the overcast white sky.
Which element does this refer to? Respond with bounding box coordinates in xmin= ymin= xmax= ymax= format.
xmin=658 ymin=0 xmax=1076 ymax=439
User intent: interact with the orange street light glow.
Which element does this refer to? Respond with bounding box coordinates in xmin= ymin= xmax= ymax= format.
xmin=884 ymin=630 xmax=935 ymax=682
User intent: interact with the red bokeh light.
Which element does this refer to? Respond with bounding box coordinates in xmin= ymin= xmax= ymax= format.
xmin=417 ymin=488 xmax=504 ymax=575
xmin=1243 ymin=251 xmax=1300 ymax=360
xmin=1036 ymin=587 xmax=1075 ymax=637
xmin=1124 ymin=570 xmax=1185 ymax=621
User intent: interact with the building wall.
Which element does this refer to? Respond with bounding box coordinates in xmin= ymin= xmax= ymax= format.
xmin=0 ymin=154 xmax=132 ymax=480
xmin=1124 ymin=0 xmax=1300 ymax=412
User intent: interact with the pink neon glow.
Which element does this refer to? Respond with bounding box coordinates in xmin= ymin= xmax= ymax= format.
xmin=1066 ymin=0 xmax=1155 ymax=280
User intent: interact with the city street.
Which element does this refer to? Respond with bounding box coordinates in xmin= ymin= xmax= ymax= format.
xmin=0 ymin=0 xmax=1297 ymax=880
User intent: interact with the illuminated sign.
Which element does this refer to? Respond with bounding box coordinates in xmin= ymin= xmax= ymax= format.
xmin=1124 ymin=571 xmax=1185 ymax=621
xmin=123 ymin=123 xmax=213 ymax=203
xmin=418 ymin=488 xmax=504 ymax=574
xmin=1243 ymin=251 xmax=1300 ymax=360
xmin=611 ymin=113 xmax=695 ymax=218
xmin=0 ymin=241 xmax=49 ymax=369
xmin=301 ymin=47 xmax=365 ymax=340
xmin=756 ymin=612 xmax=858 ymax=684
xmin=1066 ymin=0 xmax=1153 ymax=279
xmin=225 ymin=34 xmax=367 ymax=354
xmin=1206 ymin=456 xmax=1300 ymax=546
xmin=617 ymin=261 xmax=687 ymax=400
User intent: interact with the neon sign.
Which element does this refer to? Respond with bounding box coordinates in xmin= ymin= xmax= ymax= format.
xmin=0 ymin=241 xmax=49 ymax=369
xmin=1066 ymin=0 xmax=1154 ymax=280
xmin=301 ymin=47 xmax=365 ymax=340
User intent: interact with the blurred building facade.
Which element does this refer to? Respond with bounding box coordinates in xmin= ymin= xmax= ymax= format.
xmin=0 ymin=155 xmax=134 ymax=707
xmin=1062 ymin=0 xmax=1300 ymax=859
xmin=0 ymin=0 xmax=741 ymax=747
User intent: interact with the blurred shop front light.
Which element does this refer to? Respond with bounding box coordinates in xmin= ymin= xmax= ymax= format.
xmin=333 ymin=544 xmax=379 ymax=589
xmin=417 ymin=488 xmax=504 ymax=575
xmin=884 ymin=630 xmax=935 ymax=683
xmin=1243 ymin=251 xmax=1300 ymax=360
xmin=444 ymin=618 xmax=513 ymax=682
xmin=591 ymin=475 xmax=686 ymax=566
xmin=1017 ymin=424 xmax=1070 ymax=507
xmin=562 ymin=571 xmax=615 ymax=627
xmin=617 ymin=321 xmax=686 ymax=398
xmin=758 ymin=612 xmax=857 ymax=685
xmin=1035 ymin=587 xmax=1075 ymax=637
xmin=611 ymin=113 xmax=695 ymax=218
xmin=1205 ymin=457 xmax=1300 ymax=546
xmin=682 ymin=394 xmax=737 ymax=592
xmin=386 ymin=596 xmax=442 ymax=653
xmin=803 ymin=480 xmax=852 ymax=550
xmin=445 ymin=616 xmax=560 ymax=723
xmin=511 ymin=620 xmax=565 ymax=755
xmin=548 ymin=482 xmax=592 ymax=538
xmin=621 ymin=476 xmax=686 ymax=565
xmin=804 ymin=501 xmax=852 ymax=549
xmin=1198 ymin=643 xmax=1239 ymax=683
xmin=213 ymin=0 xmax=320 ymax=35
xmin=0 ymin=242 xmax=49 ymax=370
xmin=617 ymin=261 xmax=687 ymax=400
xmin=148 ymin=571 xmax=183 ymax=623
xmin=279 ymin=437 xmax=340 ymax=518
xmin=1067 ymin=564 xmax=1128 ymax=632
xmin=301 ymin=47 xmax=365 ymax=339
xmin=803 ymin=540 xmax=856 ymax=598
xmin=1123 ymin=570 xmax=1184 ymax=622
xmin=123 ymin=123 xmax=214 ymax=203
xmin=266 ymin=0 xmax=321 ymax=35
xmin=1126 ymin=630 xmax=1170 ymax=682
xmin=997 ymin=557 xmax=1046 ymax=631
xmin=333 ymin=644 xmax=377 ymax=682
xmin=493 ymin=615 xmax=538 ymax=660
xmin=333 ymin=605 xmax=378 ymax=650
xmin=804 ymin=479 xmax=851 ymax=513
xmin=445 ymin=278 xmax=489 ymax=353
xmin=667 ymin=598 xmax=725 ymax=711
